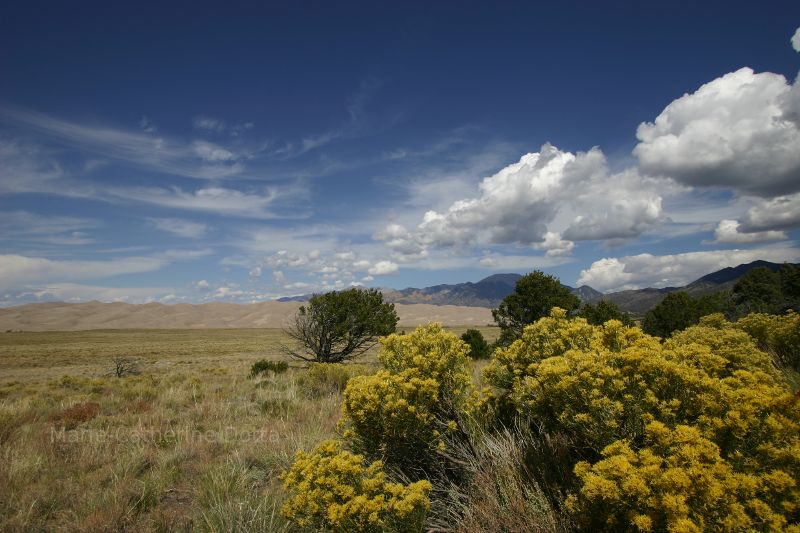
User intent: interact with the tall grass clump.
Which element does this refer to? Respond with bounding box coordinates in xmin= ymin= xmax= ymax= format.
xmin=296 ymin=362 xmax=369 ymax=397
xmin=196 ymin=455 xmax=291 ymax=532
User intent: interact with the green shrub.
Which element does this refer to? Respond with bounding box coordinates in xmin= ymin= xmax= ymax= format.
xmin=460 ymin=329 xmax=491 ymax=359
xmin=283 ymin=288 xmax=398 ymax=363
xmin=249 ymin=359 xmax=289 ymax=378
xmin=492 ymin=271 xmax=580 ymax=345
xmin=578 ymin=300 xmax=633 ymax=326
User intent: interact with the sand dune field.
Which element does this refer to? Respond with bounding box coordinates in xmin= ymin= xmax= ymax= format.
xmin=0 ymin=301 xmax=494 ymax=331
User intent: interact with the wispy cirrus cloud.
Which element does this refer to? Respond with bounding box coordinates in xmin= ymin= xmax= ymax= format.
xmin=0 ymin=106 xmax=246 ymax=180
xmin=0 ymin=211 xmax=99 ymax=245
xmin=8 ymin=283 xmax=176 ymax=305
xmin=147 ymin=217 xmax=208 ymax=238
xmin=0 ymin=248 xmax=213 ymax=289
xmin=0 ymin=139 xmax=67 ymax=194
xmin=270 ymin=77 xmax=383 ymax=158
xmin=0 ymin=254 xmax=168 ymax=287
xmin=192 ymin=115 xmax=254 ymax=137
xmin=0 ymin=137 xmax=310 ymax=219
xmin=113 ymin=184 xmax=310 ymax=219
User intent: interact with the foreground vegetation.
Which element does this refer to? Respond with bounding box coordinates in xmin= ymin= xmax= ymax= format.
xmin=0 ymin=326 xmax=494 ymax=531
xmin=2 ymin=305 xmax=798 ymax=531
xmin=283 ymin=310 xmax=799 ymax=532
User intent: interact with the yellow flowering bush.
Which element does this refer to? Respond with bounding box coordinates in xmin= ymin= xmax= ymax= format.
xmin=667 ymin=313 xmax=780 ymax=378
xmin=378 ymin=323 xmax=472 ymax=398
xmin=343 ymin=370 xmax=446 ymax=459
xmin=568 ymin=422 xmax=798 ymax=532
xmin=736 ymin=311 xmax=800 ymax=372
xmin=282 ymin=323 xmax=469 ymax=530
xmin=281 ymin=439 xmax=431 ymax=532
xmin=341 ymin=323 xmax=471 ymax=467
xmin=481 ymin=309 xmax=800 ymax=530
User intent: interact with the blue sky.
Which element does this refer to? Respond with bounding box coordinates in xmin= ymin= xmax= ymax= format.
xmin=1 ymin=1 xmax=800 ymax=305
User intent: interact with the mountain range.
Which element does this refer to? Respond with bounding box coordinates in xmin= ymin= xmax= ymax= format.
xmin=282 ymin=260 xmax=794 ymax=315
xmin=2 ymin=261 xmax=793 ymax=331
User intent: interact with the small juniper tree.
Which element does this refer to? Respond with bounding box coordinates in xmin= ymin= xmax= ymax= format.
xmin=461 ymin=328 xmax=491 ymax=359
xmin=282 ymin=288 xmax=399 ymax=363
xmin=579 ymin=300 xmax=633 ymax=326
xmin=492 ymin=271 xmax=580 ymax=345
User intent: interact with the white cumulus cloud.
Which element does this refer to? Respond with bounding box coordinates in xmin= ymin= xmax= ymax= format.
xmin=534 ymin=232 xmax=575 ymax=257
xmin=634 ymin=67 xmax=800 ymax=197
xmin=711 ymin=219 xmax=786 ymax=244
xmin=375 ymin=144 xmax=666 ymax=260
xmin=740 ymin=193 xmax=800 ymax=232
xmin=368 ymin=260 xmax=399 ymax=276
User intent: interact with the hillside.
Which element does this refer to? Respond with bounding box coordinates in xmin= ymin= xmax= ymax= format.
xmin=596 ymin=260 xmax=797 ymax=315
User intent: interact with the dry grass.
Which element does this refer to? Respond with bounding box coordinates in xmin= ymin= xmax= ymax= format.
xmin=0 ymin=326 xmax=498 ymax=532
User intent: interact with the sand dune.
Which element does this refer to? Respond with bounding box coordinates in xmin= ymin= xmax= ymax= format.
xmin=0 ymin=301 xmax=494 ymax=331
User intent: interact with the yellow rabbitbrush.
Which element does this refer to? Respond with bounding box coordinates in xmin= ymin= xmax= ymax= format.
xmin=341 ymin=323 xmax=471 ymax=464
xmin=482 ymin=309 xmax=800 ymax=532
xmin=281 ymin=439 xmax=431 ymax=533
xmin=283 ymin=313 xmax=799 ymax=531
xmin=282 ymin=323 xmax=471 ymax=531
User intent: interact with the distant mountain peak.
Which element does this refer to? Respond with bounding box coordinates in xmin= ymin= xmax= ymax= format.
xmin=690 ymin=260 xmax=789 ymax=286
xmin=476 ymin=273 xmax=522 ymax=286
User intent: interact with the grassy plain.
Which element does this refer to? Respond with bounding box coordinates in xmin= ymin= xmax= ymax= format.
xmin=0 ymin=326 xmax=497 ymax=532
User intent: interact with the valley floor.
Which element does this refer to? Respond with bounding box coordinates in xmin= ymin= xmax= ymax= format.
xmin=0 ymin=327 xmax=496 ymax=532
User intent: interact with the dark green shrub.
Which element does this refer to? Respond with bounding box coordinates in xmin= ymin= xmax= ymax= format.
xmin=461 ymin=329 xmax=491 ymax=359
xmin=249 ymin=359 xmax=289 ymax=378
xmin=642 ymin=291 xmax=733 ymax=338
xmin=578 ymin=300 xmax=633 ymax=326
xmin=492 ymin=271 xmax=580 ymax=346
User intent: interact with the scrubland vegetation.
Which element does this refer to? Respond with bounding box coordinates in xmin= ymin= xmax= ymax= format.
xmin=278 ymin=310 xmax=799 ymax=532
xmin=0 ymin=326 xmax=493 ymax=531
